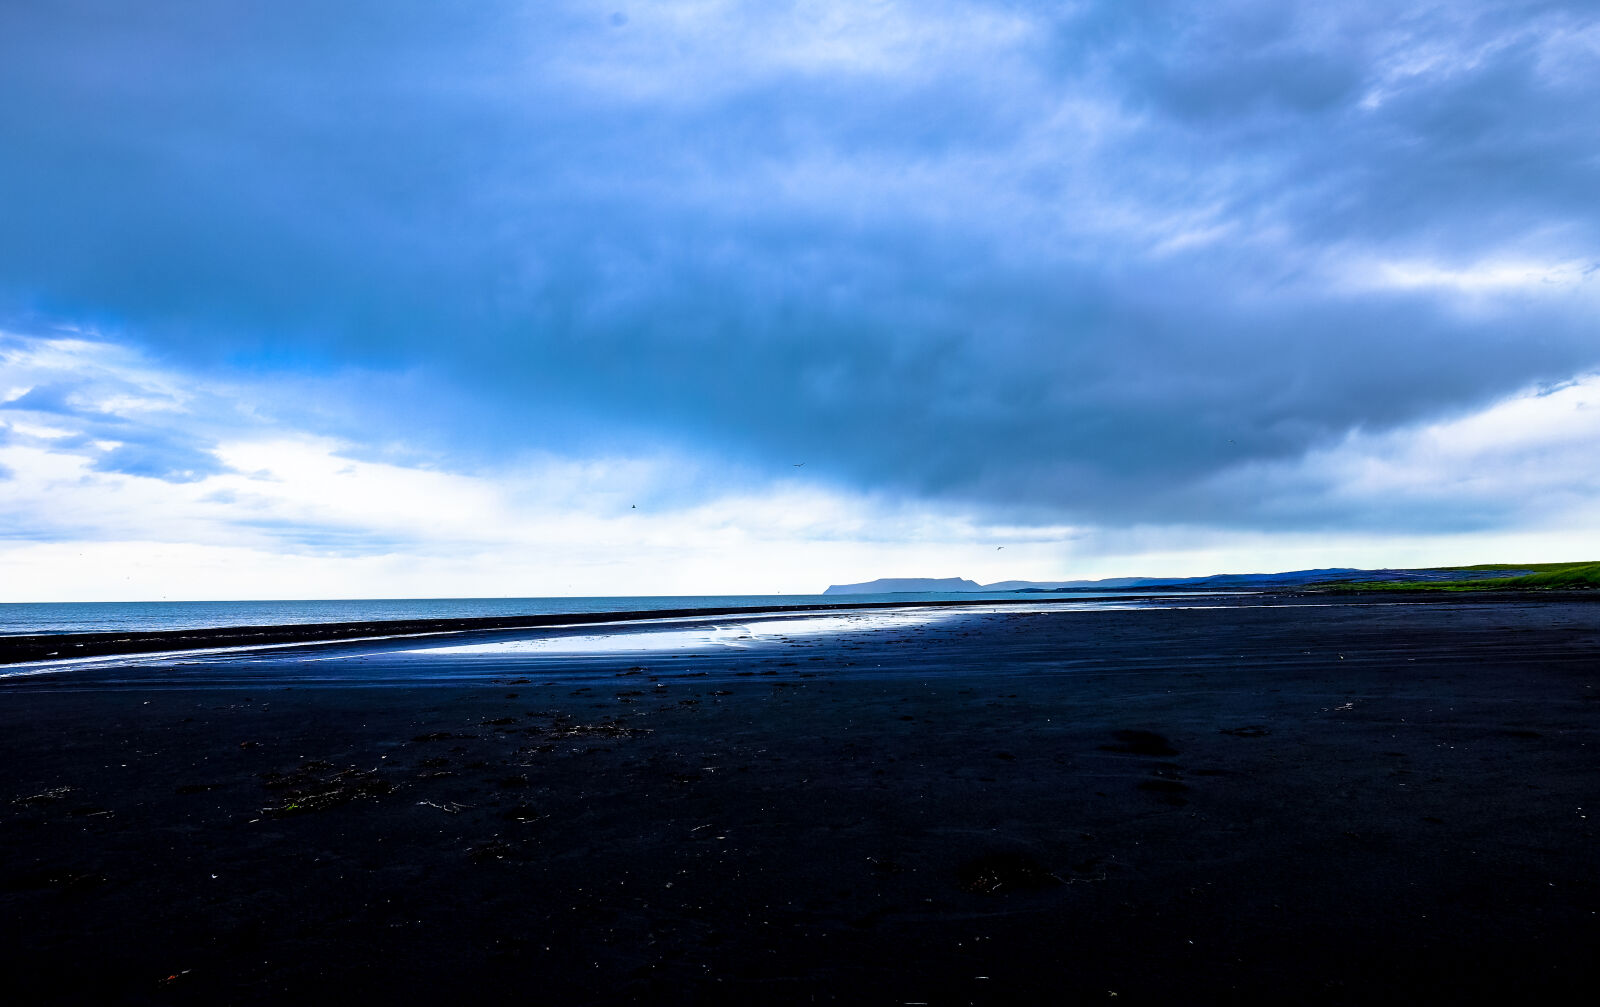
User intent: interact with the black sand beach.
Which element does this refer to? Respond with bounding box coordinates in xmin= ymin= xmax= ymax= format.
xmin=2 ymin=595 xmax=1597 ymax=1004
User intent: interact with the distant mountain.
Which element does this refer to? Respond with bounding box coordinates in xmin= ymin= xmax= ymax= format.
xmin=822 ymin=571 xmax=1362 ymax=594
xmin=822 ymin=577 xmax=984 ymax=595
xmin=1023 ymin=568 xmax=1370 ymax=590
xmin=823 ymin=566 xmax=1538 ymax=595
xmin=1023 ymin=567 xmax=1535 ymax=590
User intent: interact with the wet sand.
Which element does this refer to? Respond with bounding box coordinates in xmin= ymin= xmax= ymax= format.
xmin=0 ymin=596 xmax=1141 ymax=665
xmin=2 ymin=595 xmax=1597 ymax=1004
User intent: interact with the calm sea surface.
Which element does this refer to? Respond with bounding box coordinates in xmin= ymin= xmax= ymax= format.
xmin=0 ymin=593 xmax=1141 ymax=636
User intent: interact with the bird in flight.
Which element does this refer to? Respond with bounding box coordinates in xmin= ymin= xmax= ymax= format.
xmin=793 ymin=462 xmax=805 ymax=467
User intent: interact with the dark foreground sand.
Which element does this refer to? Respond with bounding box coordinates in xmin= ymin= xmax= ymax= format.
xmin=1 ymin=595 xmax=1597 ymax=1004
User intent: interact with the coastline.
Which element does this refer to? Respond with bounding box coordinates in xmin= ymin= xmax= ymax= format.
xmin=0 ymin=593 xmax=1200 ymax=666
xmin=5 ymin=588 xmax=1596 ymax=669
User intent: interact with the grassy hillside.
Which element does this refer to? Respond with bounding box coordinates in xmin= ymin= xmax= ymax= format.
xmin=1319 ymin=561 xmax=1600 ymax=592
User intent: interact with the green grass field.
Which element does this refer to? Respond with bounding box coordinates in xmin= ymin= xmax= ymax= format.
xmin=1318 ymin=561 xmax=1600 ymax=591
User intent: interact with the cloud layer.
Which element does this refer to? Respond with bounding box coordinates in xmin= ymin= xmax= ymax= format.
xmin=5 ymin=330 xmax=1599 ymax=599
xmin=2 ymin=2 xmax=1598 ymax=592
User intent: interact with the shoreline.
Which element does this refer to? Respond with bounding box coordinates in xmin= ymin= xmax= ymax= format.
xmin=5 ymin=588 xmax=1597 ymax=668
xmin=0 ymin=593 xmax=1211 ymax=666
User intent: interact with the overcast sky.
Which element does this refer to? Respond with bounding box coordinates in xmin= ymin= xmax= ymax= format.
xmin=3 ymin=1 xmax=1598 ymax=600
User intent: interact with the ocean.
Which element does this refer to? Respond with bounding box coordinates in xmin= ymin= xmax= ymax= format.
xmin=0 ymin=592 xmax=1129 ymax=636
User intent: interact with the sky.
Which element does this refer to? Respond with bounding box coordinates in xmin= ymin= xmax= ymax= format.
xmin=2 ymin=0 xmax=1599 ymax=601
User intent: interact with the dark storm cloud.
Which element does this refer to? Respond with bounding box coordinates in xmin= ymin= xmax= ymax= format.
xmin=1 ymin=1 xmax=1596 ymax=529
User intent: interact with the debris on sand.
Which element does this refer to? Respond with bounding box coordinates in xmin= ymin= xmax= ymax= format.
xmin=4 ymin=868 xmax=108 ymax=892
xmin=412 ymin=731 xmax=475 ymax=742
xmin=466 ymin=836 xmax=518 ymax=862
xmin=500 ymin=803 xmax=542 ymax=824
xmin=258 ymin=761 xmax=393 ymax=817
xmin=543 ymin=719 xmax=651 ymax=740
xmin=13 ymin=785 xmax=78 ymax=806
xmin=955 ymin=852 xmax=1063 ymax=895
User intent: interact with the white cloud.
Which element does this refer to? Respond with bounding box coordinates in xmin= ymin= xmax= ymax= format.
xmin=1364 ymin=258 xmax=1597 ymax=293
xmin=1 ymin=333 xmax=1091 ymax=598
xmin=6 ymin=330 xmax=1600 ymax=601
xmin=1196 ymin=372 xmax=1600 ymax=531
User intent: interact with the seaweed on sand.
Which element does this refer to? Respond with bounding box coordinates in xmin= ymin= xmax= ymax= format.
xmin=258 ymin=761 xmax=393 ymax=817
